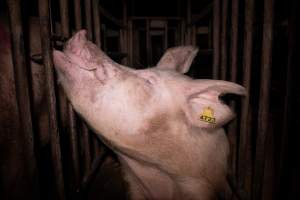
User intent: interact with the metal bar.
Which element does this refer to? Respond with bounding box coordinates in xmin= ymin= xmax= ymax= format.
xmin=59 ymin=0 xmax=81 ymax=192
xmin=98 ymin=4 xmax=125 ymax=28
xmin=93 ymin=0 xmax=101 ymax=47
xmin=59 ymin=0 xmax=69 ymax=37
xmin=7 ymin=0 xmax=39 ymax=198
xmin=74 ymin=0 xmax=82 ymax=30
xmin=212 ymin=0 xmax=220 ymax=79
xmin=38 ymin=0 xmax=65 ymax=199
xmin=82 ymin=122 xmax=91 ymax=173
xmin=252 ymin=0 xmax=274 ymax=199
xmin=228 ymin=0 xmax=239 ymax=181
xmin=238 ymin=0 xmax=255 ymax=198
xmin=68 ymin=104 xmax=81 ymax=190
xmin=78 ymin=150 xmax=109 ymax=196
xmin=85 ymin=0 xmax=93 ymax=40
xmin=220 ymin=0 xmax=228 ymax=80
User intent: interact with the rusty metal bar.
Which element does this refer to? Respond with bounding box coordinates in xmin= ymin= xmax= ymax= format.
xmin=220 ymin=0 xmax=228 ymax=80
xmin=253 ymin=0 xmax=274 ymax=199
xmin=228 ymin=0 xmax=239 ymax=181
xmin=93 ymin=0 xmax=101 ymax=47
xmin=238 ymin=0 xmax=255 ymax=198
xmin=74 ymin=0 xmax=82 ymax=30
xmin=7 ymin=0 xmax=39 ymax=198
xmin=212 ymin=0 xmax=220 ymax=79
xmin=85 ymin=0 xmax=93 ymax=40
xmin=38 ymin=0 xmax=65 ymax=199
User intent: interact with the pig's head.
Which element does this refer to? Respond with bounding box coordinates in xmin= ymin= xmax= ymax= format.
xmin=53 ymin=30 xmax=245 ymax=197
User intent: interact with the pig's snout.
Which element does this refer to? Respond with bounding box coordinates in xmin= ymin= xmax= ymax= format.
xmin=64 ymin=29 xmax=88 ymax=54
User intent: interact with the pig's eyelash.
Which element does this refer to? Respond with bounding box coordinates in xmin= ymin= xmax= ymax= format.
xmin=140 ymin=73 xmax=157 ymax=85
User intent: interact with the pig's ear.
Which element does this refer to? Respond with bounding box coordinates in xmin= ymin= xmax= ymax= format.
xmin=183 ymin=80 xmax=246 ymax=129
xmin=156 ymin=46 xmax=198 ymax=74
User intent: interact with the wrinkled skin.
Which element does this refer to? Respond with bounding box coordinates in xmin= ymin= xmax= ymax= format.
xmin=53 ymin=30 xmax=246 ymax=200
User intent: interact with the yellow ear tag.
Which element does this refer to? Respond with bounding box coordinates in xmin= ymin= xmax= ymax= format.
xmin=199 ymin=107 xmax=216 ymax=124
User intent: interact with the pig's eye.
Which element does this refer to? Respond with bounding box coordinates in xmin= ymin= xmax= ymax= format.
xmin=144 ymin=76 xmax=156 ymax=85
xmin=139 ymin=71 xmax=157 ymax=85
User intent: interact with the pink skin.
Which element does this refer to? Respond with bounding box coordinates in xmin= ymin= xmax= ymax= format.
xmin=53 ymin=30 xmax=246 ymax=200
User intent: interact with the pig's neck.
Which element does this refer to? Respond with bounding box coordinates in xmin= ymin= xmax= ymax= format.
xmin=119 ymin=155 xmax=216 ymax=200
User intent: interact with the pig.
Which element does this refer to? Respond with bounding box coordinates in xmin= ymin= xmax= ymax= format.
xmin=53 ymin=30 xmax=246 ymax=200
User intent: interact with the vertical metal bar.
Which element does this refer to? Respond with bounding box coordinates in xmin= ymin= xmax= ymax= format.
xmin=38 ymin=0 xmax=65 ymax=199
xmin=59 ymin=0 xmax=81 ymax=192
xmin=74 ymin=0 xmax=82 ymax=30
xmin=68 ymin=104 xmax=80 ymax=187
xmin=73 ymin=0 xmax=92 ymax=180
xmin=59 ymin=0 xmax=69 ymax=36
xmin=238 ymin=0 xmax=255 ymax=199
xmin=90 ymin=0 xmax=102 ymax=160
xmin=227 ymin=0 xmax=239 ymax=179
xmin=252 ymin=0 xmax=274 ymax=199
xmin=92 ymin=0 xmax=101 ymax=47
xmin=82 ymin=122 xmax=91 ymax=174
xmin=85 ymin=0 xmax=93 ymax=40
xmin=220 ymin=0 xmax=228 ymax=80
xmin=212 ymin=0 xmax=220 ymax=79
xmin=7 ymin=0 xmax=39 ymax=198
